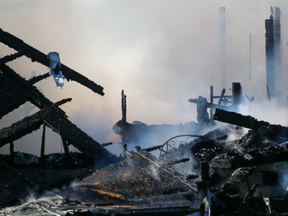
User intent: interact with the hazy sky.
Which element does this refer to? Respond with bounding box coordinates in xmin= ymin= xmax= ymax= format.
xmin=0 ymin=0 xmax=288 ymax=155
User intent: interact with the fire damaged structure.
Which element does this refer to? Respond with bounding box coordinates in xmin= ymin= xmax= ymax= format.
xmin=265 ymin=7 xmax=282 ymax=99
xmin=2 ymin=6 xmax=288 ymax=216
xmin=0 ymin=28 xmax=121 ymax=206
xmin=3 ymin=110 xmax=288 ymax=215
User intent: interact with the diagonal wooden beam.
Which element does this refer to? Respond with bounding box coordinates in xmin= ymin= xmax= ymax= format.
xmin=0 ymin=28 xmax=104 ymax=95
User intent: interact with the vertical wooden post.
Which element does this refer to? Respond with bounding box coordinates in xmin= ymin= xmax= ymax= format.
xmin=58 ymin=124 xmax=71 ymax=165
xmin=10 ymin=142 xmax=14 ymax=164
xmin=232 ymin=82 xmax=242 ymax=112
xmin=210 ymin=85 xmax=214 ymax=120
xmin=121 ymin=90 xmax=127 ymax=124
xmin=41 ymin=123 xmax=46 ymax=165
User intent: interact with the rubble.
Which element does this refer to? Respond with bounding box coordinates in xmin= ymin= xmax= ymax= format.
xmin=1 ymin=6 xmax=288 ymax=215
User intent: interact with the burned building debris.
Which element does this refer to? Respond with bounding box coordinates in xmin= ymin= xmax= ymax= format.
xmin=265 ymin=7 xmax=282 ymax=99
xmin=2 ymin=5 xmax=288 ymax=216
xmin=113 ymin=90 xmax=200 ymax=147
xmin=188 ymin=82 xmax=244 ymax=127
xmin=4 ymin=110 xmax=288 ymax=215
xmin=0 ymin=28 xmax=122 ymax=207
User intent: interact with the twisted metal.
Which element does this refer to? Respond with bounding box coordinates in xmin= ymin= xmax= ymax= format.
xmin=158 ymin=134 xmax=214 ymax=159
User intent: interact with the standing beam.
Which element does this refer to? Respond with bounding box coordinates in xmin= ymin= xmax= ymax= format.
xmin=232 ymin=82 xmax=242 ymax=112
xmin=59 ymin=124 xmax=71 ymax=165
xmin=265 ymin=13 xmax=275 ymax=98
xmin=210 ymin=85 xmax=214 ymax=120
xmin=121 ymin=90 xmax=127 ymax=124
xmin=40 ymin=124 xmax=46 ymax=165
xmin=10 ymin=142 xmax=14 ymax=164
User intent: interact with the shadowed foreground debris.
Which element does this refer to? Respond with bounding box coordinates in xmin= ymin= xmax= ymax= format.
xmin=4 ymin=109 xmax=288 ymax=215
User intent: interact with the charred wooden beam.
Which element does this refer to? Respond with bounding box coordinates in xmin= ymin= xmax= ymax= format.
xmin=0 ymin=28 xmax=104 ymax=95
xmin=167 ymin=158 xmax=190 ymax=166
xmin=213 ymin=108 xmax=269 ymax=130
xmin=28 ymin=72 xmax=50 ymax=85
xmin=42 ymin=108 xmax=118 ymax=165
xmin=0 ymin=62 xmax=55 ymax=118
xmin=210 ymin=85 xmax=214 ymax=119
xmin=232 ymin=82 xmax=242 ymax=112
xmin=121 ymin=90 xmax=127 ymax=124
xmin=0 ymin=52 xmax=24 ymax=63
xmin=0 ymin=101 xmax=117 ymax=166
xmin=188 ymin=96 xmax=210 ymax=125
xmin=54 ymin=98 xmax=72 ymax=106
xmin=59 ymin=124 xmax=71 ymax=165
xmin=143 ymin=144 xmax=164 ymax=152
xmin=217 ymin=88 xmax=226 ymax=107
xmin=9 ymin=142 xmax=14 ymax=164
xmin=211 ymin=142 xmax=288 ymax=169
xmin=40 ymin=124 xmax=46 ymax=165
xmin=265 ymin=14 xmax=276 ymax=98
xmin=0 ymin=110 xmax=47 ymax=148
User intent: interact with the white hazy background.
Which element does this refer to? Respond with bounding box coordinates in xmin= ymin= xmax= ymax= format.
xmin=1 ymin=0 xmax=288 ymax=156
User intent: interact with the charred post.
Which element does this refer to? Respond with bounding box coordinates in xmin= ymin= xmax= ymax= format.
xmin=189 ymin=96 xmax=210 ymax=126
xmin=9 ymin=142 xmax=14 ymax=164
xmin=218 ymin=88 xmax=226 ymax=107
xmin=232 ymin=82 xmax=242 ymax=112
xmin=265 ymin=13 xmax=275 ymax=98
xmin=40 ymin=124 xmax=46 ymax=165
xmin=121 ymin=90 xmax=127 ymax=124
xmin=274 ymin=7 xmax=282 ymax=91
xmin=59 ymin=124 xmax=71 ymax=165
xmin=210 ymin=85 xmax=214 ymax=119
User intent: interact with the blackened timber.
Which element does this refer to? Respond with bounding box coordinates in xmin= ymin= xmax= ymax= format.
xmin=0 ymin=28 xmax=104 ymax=96
xmin=274 ymin=7 xmax=281 ymax=85
xmin=54 ymin=98 xmax=72 ymax=106
xmin=211 ymin=142 xmax=288 ymax=169
xmin=43 ymin=109 xmax=117 ymax=165
xmin=0 ymin=105 xmax=117 ymax=165
xmin=213 ymin=108 xmax=269 ymax=130
xmin=0 ymin=52 xmax=24 ymax=63
xmin=265 ymin=15 xmax=275 ymax=98
xmin=28 ymin=72 xmax=50 ymax=85
xmin=167 ymin=158 xmax=190 ymax=166
xmin=217 ymin=89 xmax=226 ymax=106
xmin=210 ymin=85 xmax=214 ymax=119
xmin=41 ymin=124 xmax=46 ymax=164
xmin=232 ymin=82 xmax=242 ymax=112
xmin=59 ymin=124 xmax=71 ymax=165
xmin=0 ymin=62 xmax=54 ymax=118
xmin=0 ymin=107 xmax=55 ymax=147
xmin=143 ymin=144 xmax=164 ymax=152
xmin=121 ymin=90 xmax=127 ymax=124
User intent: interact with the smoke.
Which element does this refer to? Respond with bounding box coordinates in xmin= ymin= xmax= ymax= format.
xmin=1 ymin=1 xmax=288 ymax=156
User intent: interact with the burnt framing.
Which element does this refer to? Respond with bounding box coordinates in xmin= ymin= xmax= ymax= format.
xmin=0 ymin=28 xmax=118 ymax=166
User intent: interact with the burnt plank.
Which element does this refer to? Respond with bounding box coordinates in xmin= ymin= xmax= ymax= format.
xmin=213 ymin=108 xmax=269 ymax=130
xmin=0 ymin=28 xmax=104 ymax=95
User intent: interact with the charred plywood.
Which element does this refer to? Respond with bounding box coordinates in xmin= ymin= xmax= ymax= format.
xmin=57 ymin=149 xmax=203 ymax=215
